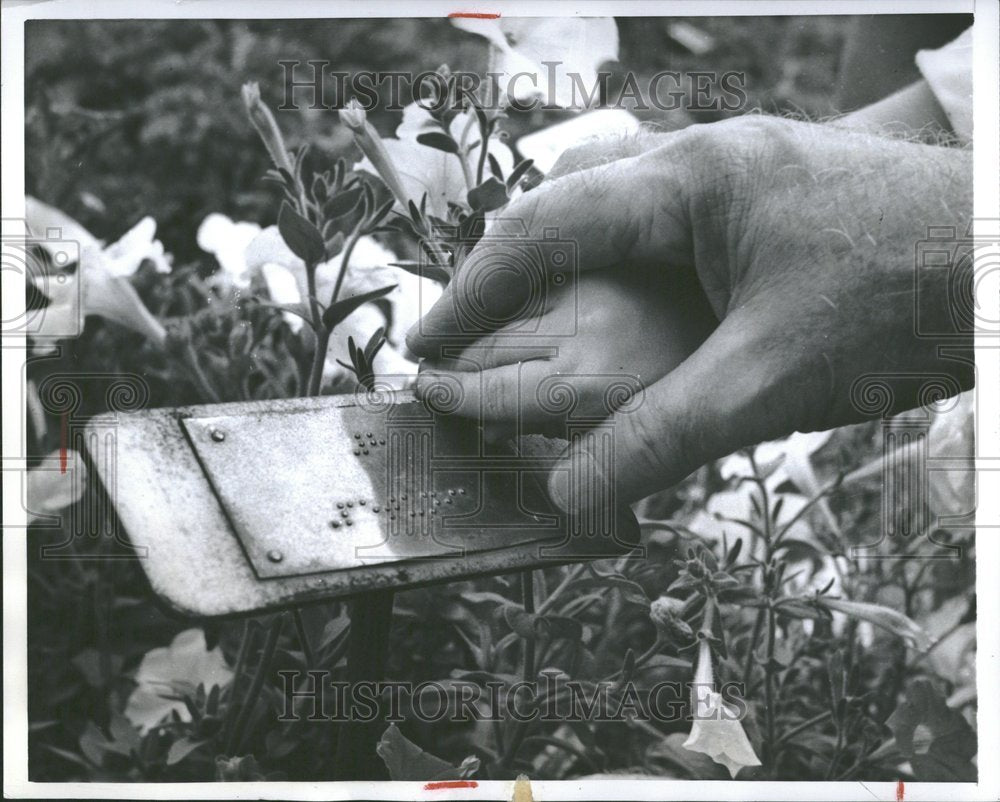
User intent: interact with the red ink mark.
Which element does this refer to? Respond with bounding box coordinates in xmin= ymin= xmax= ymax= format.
xmin=424 ymin=780 xmax=479 ymax=790
xmin=59 ymin=412 xmax=68 ymax=473
xmin=448 ymin=12 xmax=500 ymax=19
xmin=896 ymin=780 xmax=905 ymax=801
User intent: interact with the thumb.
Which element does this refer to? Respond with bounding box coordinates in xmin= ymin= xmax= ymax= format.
xmin=546 ymin=308 xmax=810 ymax=510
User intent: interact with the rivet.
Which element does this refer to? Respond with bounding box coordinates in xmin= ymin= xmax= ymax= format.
xmin=266 ymin=549 xmax=283 ymax=563
xmin=209 ymin=428 xmax=226 ymax=443
xmin=330 ymin=520 xmax=341 ymax=529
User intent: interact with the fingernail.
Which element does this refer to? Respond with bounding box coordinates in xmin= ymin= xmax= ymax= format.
xmin=547 ymin=448 xmax=606 ymax=514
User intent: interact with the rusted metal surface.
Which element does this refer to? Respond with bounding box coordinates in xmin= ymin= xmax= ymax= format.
xmin=84 ymin=392 xmax=640 ymax=618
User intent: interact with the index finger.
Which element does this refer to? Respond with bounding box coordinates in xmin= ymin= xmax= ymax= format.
xmin=406 ymin=138 xmax=697 ymax=357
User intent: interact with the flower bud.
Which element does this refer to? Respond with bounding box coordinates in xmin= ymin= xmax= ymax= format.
xmin=339 ymin=100 xmax=410 ymax=210
xmin=338 ymin=98 xmax=368 ymax=132
xmin=650 ymin=595 xmax=693 ymax=644
xmin=242 ymin=82 xmax=295 ymax=176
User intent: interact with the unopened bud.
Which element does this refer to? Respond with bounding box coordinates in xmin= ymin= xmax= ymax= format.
xmin=339 ymin=100 xmax=410 ymax=210
xmin=242 ymin=82 xmax=295 ymax=176
xmin=338 ymin=98 xmax=367 ymax=132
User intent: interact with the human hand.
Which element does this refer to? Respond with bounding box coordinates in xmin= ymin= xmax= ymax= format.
xmin=408 ymin=116 xmax=973 ymax=508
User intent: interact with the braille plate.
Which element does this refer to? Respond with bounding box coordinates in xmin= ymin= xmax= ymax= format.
xmin=181 ymin=400 xmax=560 ymax=579
xmin=85 ymin=392 xmax=640 ymax=617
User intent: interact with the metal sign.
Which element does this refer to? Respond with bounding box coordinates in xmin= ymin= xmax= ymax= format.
xmin=86 ymin=392 xmax=639 ymax=617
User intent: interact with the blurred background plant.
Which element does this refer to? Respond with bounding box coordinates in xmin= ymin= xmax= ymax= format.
xmin=23 ymin=14 xmax=975 ymax=783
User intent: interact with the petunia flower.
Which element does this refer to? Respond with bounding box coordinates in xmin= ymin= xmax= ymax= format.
xmin=25 ymin=450 xmax=87 ymax=524
xmin=196 ymin=212 xmax=263 ymax=288
xmin=683 ymin=638 xmax=762 ymax=778
xmin=25 ymin=197 xmax=168 ymax=350
xmin=451 ymin=17 xmax=619 ymax=109
xmin=353 ymin=102 xmax=514 ymax=218
xmin=124 ymin=628 xmax=233 ymax=734
xmin=516 ymin=109 xmax=640 ymax=174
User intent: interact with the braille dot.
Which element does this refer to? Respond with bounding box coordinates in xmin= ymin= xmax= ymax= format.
xmin=341 ymin=510 xmax=350 ymax=518
xmin=430 ymin=509 xmax=437 ymax=515
xmin=355 ymin=433 xmax=362 ymax=439
xmin=366 ymin=432 xmax=373 ymax=437
xmin=379 ymin=438 xmax=385 ymax=444
xmin=390 ymin=514 xmax=396 ymax=520
xmin=363 ymin=449 xmax=369 ymax=455
xmin=401 ymin=494 xmax=407 ymax=500
xmin=418 ymin=510 xmax=425 ymax=516
xmin=458 ymin=488 xmax=466 ymax=495
xmin=266 ymin=549 xmax=283 ymax=563
xmin=390 ymin=496 xmax=396 ymax=502
xmin=448 ymin=489 xmax=455 ymax=496
xmin=372 ymin=505 xmax=380 ymax=513
xmin=330 ymin=520 xmax=341 ymax=529
xmin=433 ymin=499 xmax=440 ymax=506
xmin=353 ymin=449 xmax=361 ymax=456
xmin=445 ymin=498 xmax=453 ymax=504
xmin=409 ymin=511 xmax=416 ymax=517
xmin=346 ymin=519 xmax=353 ymax=526
xmin=359 ymin=499 xmax=366 ymax=506
xmin=394 ymin=503 xmax=400 ymax=510
xmin=346 ymin=501 xmax=353 ymax=508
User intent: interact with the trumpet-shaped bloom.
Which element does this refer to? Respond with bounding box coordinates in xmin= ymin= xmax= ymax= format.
xmin=354 ymin=103 xmax=514 ymax=218
xmin=683 ymin=640 xmax=762 ymax=778
xmin=196 ymin=213 xmax=263 ymax=287
xmin=451 ymin=17 xmax=619 ymax=109
xmin=25 ymin=197 xmax=168 ymax=350
xmin=25 ymin=450 xmax=87 ymax=524
xmin=124 ymin=629 xmax=232 ymax=734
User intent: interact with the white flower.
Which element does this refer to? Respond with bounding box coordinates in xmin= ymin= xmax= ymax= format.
xmin=683 ymin=639 xmax=762 ymax=778
xmin=354 ymin=102 xmax=514 ymax=218
xmin=452 ymin=17 xmax=619 ymax=109
xmin=196 ymin=213 xmax=262 ymax=287
xmin=25 ymin=197 xmax=168 ymax=349
xmin=516 ymin=109 xmax=640 ymax=174
xmin=26 ymin=449 xmax=87 ymax=524
xmin=124 ymin=629 xmax=232 ymax=734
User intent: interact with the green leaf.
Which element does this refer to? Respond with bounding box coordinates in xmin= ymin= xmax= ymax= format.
xmin=321 ymin=284 xmax=397 ymax=331
xmin=277 ymin=201 xmax=325 ymax=265
xmin=467 ymin=177 xmax=509 ymax=212
xmin=324 ymin=187 xmax=363 ymax=219
xmin=166 ymin=737 xmax=207 ymax=766
xmin=376 ymin=723 xmax=479 ymax=781
xmin=416 ymin=131 xmax=460 ymax=154
xmin=887 ymin=679 xmax=977 ymax=781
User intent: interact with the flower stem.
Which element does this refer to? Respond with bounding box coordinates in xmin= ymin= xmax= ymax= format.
xmin=227 ymin=614 xmax=283 ymax=755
